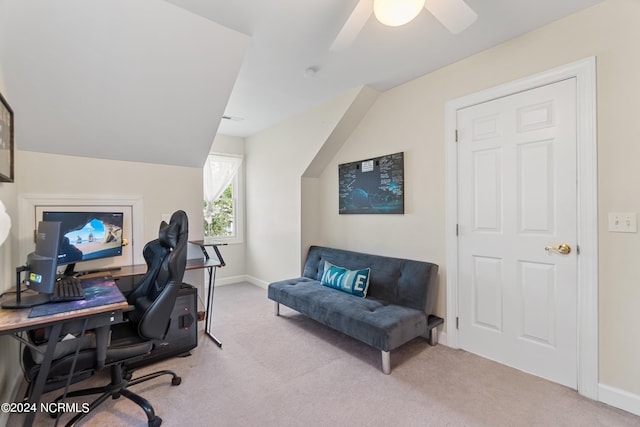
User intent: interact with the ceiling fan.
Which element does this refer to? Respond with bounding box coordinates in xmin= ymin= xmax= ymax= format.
xmin=331 ymin=0 xmax=478 ymax=51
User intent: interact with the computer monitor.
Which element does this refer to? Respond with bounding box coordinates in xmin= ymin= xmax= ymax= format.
xmin=1 ymin=221 xmax=61 ymax=309
xmin=42 ymin=211 xmax=124 ymax=276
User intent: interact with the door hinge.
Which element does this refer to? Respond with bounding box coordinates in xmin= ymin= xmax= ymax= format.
xmin=455 ymin=129 xmax=459 ymax=142
xmin=456 ymin=317 xmax=459 ymax=329
xmin=456 ymin=224 xmax=459 ymax=236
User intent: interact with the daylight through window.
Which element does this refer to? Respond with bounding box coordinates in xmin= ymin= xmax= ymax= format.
xmin=203 ymin=154 xmax=243 ymax=242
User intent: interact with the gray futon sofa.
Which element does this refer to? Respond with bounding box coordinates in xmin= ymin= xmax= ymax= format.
xmin=268 ymin=246 xmax=443 ymax=374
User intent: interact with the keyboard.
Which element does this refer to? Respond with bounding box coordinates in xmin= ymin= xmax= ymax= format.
xmin=50 ymin=277 xmax=86 ymax=302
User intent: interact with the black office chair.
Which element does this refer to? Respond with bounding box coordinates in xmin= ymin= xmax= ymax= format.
xmin=22 ymin=210 xmax=189 ymax=427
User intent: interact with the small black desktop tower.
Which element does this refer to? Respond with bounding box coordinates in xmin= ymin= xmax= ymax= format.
xmin=126 ymin=283 xmax=198 ymax=369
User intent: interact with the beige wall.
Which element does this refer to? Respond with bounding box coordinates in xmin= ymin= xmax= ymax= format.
xmin=244 ymin=89 xmax=362 ymax=284
xmin=246 ymin=0 xmax=640 ymax=403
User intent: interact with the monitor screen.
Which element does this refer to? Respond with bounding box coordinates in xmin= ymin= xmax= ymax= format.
xmin=42 ymin=211 xmax=124 ymax=266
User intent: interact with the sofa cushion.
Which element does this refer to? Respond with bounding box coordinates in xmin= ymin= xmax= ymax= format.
xmin=320 ymin=261 xmax=370 ymax=297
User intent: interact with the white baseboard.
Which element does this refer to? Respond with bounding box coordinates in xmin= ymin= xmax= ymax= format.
xmin=211 ymin=275 xmax=268 ymax=289
xmin=213 ymin=275 xmax=249 ymax=287
xmin=599 ymin=383 xmax=640 ymax=416
xmin=245 ymin=275 xmax=269 ymax=289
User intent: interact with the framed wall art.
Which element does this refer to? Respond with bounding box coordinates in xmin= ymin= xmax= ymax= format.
xmin=0 ymin=91 xmax=14 ymax=182
xmin=339 ymin=152 xmax=404 ymax=214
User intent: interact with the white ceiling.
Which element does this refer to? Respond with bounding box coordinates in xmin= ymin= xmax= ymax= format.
xmin=0 ymin=0 xmax=603 ymax=167
xmin=179 ymin=0 xmax=603 ymax=137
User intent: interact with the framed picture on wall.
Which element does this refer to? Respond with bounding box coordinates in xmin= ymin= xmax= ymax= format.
xmin=339 ymin=152 xmax=404 ymax=214
xmin=0 ymin=91 xmax=14 ymax=182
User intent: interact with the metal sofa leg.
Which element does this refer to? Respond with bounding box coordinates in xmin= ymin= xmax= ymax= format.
xmin=274 ymin=301 xmax=280 ymax=316
xmin=381 ymin=351 xmax=391 ymax=375
xmin=428 ymin=328 xmax=439 ymax=346
xmin=426 ymin=315 xmax=444 ymax=346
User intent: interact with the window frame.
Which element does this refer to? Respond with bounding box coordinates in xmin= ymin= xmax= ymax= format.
xmin=204 ymin=154 xmax=244 ymax=244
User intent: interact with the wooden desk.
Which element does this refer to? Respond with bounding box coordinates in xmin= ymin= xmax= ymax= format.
xmin=0 ymin=299 xmax=129 ymax=335
xmin=0 ymin=278 xmax=129 ymax=427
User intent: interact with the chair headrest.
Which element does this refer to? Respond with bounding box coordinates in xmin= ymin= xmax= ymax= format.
xmin=169 ymin=210 xmax=188 ymax=235
xmin=158 ymin=210 xmax=188 ymax=249
xmin=158 ymin=220 xmax=178 ymax=249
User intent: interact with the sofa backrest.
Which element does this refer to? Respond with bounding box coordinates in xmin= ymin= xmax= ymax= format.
xmin=302 ymin=246 xmax=439 ymax=315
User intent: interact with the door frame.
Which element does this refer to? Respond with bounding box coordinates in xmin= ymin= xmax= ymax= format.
xmin=444 ymin=57 xmax=598 ymax=399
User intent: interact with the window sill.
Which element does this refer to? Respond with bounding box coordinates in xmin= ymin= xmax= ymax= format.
xmin=204 ymin=237 xmax=243 ymax=246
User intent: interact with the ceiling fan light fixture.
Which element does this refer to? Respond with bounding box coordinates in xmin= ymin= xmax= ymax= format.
xmin=374 ymin=0 xmax=426 ymax=27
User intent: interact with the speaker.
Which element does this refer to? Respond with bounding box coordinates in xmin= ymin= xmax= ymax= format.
xmin=127 ymin=283 xmax=198 ymax=369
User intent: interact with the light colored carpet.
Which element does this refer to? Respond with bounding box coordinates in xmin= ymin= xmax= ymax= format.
xmin=10 ymin=282 xmax=640 ymax=426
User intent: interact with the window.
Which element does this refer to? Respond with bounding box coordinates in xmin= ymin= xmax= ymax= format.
xmin=203 ymin=154 xmax=243 ymax=243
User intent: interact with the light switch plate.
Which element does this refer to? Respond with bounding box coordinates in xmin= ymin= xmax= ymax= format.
xmin=608 ymin=212 xmax=637 ymax=233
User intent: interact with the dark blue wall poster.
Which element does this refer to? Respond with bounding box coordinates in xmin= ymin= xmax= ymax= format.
xmin=338 ymin=152 xmax=404 ymax=214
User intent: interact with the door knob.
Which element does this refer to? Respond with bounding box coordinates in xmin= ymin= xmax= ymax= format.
xmin=545 ymin=244 xmax=571 ymax=254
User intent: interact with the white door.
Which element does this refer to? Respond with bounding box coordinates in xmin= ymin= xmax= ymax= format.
xmin=456 ymin=78 xmax=578 ymax=388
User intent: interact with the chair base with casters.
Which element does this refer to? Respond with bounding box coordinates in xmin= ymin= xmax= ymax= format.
xmin=49 ymin=361 xmax=181 ymax=427
xmin=41 ymin=319 xmax=182 ymax=427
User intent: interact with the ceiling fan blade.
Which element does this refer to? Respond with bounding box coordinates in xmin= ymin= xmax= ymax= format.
xmin=330 ymin=0 xmax=374 ymax=51
xmin=425 ymin=0 xmax=477 ymax=34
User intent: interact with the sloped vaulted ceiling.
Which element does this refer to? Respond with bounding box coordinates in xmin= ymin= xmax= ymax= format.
xmin=0 ymin=0 xmax=250 ymax=167
xmin=0 ymin=0 xmax=604 ymax=165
